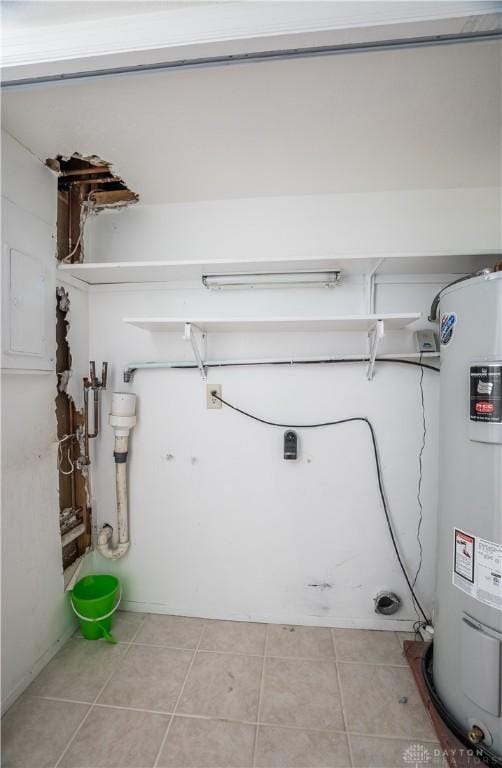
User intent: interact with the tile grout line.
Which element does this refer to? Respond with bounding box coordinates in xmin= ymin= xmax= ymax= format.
xmin=74 ymin=640 xmax=408 ymax=667
xmin=257 ymin=725 xmax=438 ymax=742
xmin=27 ymin=696 xmax=174 ymax=716
xmin=52 ymin=613 xmax=148 ymax=768
xmin=152 ymin=620 xmax=207 ymax=768
xmin=19 ymin=692 xmax=439 ymax=740
xmin=337 ymin=659 xmax=407 ymax=669
xmin=251 ymin=623 xmax=268 ymax=768
xmin=331 ymin=629 xmax=355 ymax=768
xmin=341 ymin=730 xmax=441 ymax=743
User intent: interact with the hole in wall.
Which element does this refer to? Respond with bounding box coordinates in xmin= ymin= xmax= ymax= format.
xmin=50 ymin=152 xmax=138 ymax=584
xmin=47 ymin=152 xmax=139 ymax=263
xmin=56 ymin=287 xmax=91 ymax=584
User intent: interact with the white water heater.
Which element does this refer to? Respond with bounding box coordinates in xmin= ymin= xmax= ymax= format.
xmin=433 ymin=271 xmax=502 ymax=758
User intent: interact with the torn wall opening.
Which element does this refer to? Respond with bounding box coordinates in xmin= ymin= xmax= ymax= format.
xmin=47 ymin=152 xmax=138 ymax=263
xmin=52 ymin=154 xmax=138 ymax=582
xmin=56 ymin=286 xmax=91 ymax=581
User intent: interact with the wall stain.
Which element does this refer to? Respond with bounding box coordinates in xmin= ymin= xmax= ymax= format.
xmin=308 ymin=582 xmax=333 ymax=591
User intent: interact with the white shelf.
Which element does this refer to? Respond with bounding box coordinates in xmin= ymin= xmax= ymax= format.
xmin=57 ymin=251 xmax=500 ymax=286
xmin=60 ymin=257 xmax=363 ymax=284
xmin=123 ymin=313 xmax=422 ymax=333
xmin=373 ymin=351 xmax=439 ymax=359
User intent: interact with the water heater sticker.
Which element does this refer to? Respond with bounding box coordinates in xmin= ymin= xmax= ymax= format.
xmin=454 ymin=529 xmax=474 ymax=583
xmin=440 ymin=312 xmax=457 ymax=346
xmin=470 ymin=365 xmax=502 ymax=423
xmin=453 ymin=528 xmax=502 ymax=610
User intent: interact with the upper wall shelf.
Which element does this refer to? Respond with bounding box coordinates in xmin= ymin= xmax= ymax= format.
xmin=123 ymin=313 xmax=421 ymax=333
xmin=57 ymin=252 xmax=500 ymax=286
xmin=124 ymin=312 xmax=422 ymax=333
xmin=123 ymin=313 xmax=423 ymax=380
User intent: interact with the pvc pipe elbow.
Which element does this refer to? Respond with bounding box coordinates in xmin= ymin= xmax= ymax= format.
xmin=96 ymin=525 xmax=130 ymax=560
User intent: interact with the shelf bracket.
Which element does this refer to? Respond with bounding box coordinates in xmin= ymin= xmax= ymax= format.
xmin=183 ymin=323 xmax=207 ymax=380
xmin=367 ymin=319 xmax=385 ymax=380
xmin=365 ymin=258 xmax=385 ymax=314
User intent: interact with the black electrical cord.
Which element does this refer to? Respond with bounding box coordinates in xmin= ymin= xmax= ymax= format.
xmin=203 ymin=358 xmax=439 ymax=372
xmin=320 ymin=358 xmax=439 ymax=373
xmin=211 ymin=390 xmax=431 ymax=625
xmin=125 ymin=357 xmax=440 ymax=382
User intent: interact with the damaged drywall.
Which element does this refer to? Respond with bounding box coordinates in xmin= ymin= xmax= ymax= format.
xmin=56 ymin=286 xmax=91 ymax=575
xmin=50 ymin=152 xmax=137 ymax=577
xmin=47 ymin=152 xmax=138 ymax=263
xmin=50 ymin=152 xmax=139 ymax=582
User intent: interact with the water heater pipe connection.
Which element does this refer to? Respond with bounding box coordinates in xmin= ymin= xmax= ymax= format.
xmin=96 ymin=392 xmax=136 ymax=560
xmin=82 ymin=361 xmax=108 ymax=465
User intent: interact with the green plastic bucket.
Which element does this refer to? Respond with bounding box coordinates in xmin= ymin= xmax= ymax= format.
xmin=70 ymin=574 xmax=121 ymax=643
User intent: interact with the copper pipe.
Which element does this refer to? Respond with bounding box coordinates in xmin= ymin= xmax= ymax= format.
xmin=82 ymin=362 xmax=108 ymax=462
xmin=83 ymin=379 xmax=90 ymax=464
xmin=88 ymin=388 xmax=99 ymax=439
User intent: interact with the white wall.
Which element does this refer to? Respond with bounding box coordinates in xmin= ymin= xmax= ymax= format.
xmin=81 ymin=163 xmax=502 ymax=630
xmin=87 ymin=187 xmax=501 ymax=263
xmin=85 ymin=275 xmax=442 ymax=630
xmin=1 ymin=132 xmax=77 ymax=713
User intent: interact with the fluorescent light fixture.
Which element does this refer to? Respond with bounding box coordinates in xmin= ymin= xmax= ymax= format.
xmin=202 ymin=270 xmax=341 ymax=290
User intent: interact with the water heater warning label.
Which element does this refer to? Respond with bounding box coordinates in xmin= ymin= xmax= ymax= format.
xmin=470 ymin=365 xmax=502 ymax=423
xmin=453 ymin=528 xmax=502 ymax=610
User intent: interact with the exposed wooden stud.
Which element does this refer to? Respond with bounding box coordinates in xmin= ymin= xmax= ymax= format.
xmin=66 ymin=177 xmax=122 ymax=186
xmin=51 ymin=152 xmax=138 ymax=261
xmin=60 ymin=166 xmax=111 ymax=177
xmin=92 ymin=189 xmax=138 ymax=205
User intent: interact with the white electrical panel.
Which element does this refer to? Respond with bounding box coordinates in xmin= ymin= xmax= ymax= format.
xmin=2 ymin=244 xmax=55 ymax=371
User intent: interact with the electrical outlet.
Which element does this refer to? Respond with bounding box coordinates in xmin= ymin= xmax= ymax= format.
xmin=207 ymin=384 xmax=222 ymax=409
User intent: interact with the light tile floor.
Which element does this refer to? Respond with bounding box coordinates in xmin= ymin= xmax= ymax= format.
xmin=2 ymin=613 xmax=444 ymax=768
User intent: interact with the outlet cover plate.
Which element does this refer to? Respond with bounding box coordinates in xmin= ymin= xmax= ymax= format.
xmin=207 ymin=384 xmax=222 ymax=409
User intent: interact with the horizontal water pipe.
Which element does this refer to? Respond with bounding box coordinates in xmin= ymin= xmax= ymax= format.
xmin=123 ymin=354 xmax=440 ymax=382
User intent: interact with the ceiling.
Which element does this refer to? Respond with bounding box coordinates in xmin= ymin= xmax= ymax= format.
xmin=2 ymin=1 xmax=493 ymax=31
xmin=0 ymin=1 xmax=210 ymax=28
xmin=2 ymin=39 xmax=501 ymax=205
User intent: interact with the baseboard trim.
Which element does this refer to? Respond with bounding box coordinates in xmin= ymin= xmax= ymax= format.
xmin=119 ymin=600 xmax=419 ymax=632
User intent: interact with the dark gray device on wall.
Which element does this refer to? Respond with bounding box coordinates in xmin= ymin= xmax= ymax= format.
xmin=284 ymin=430 xmax=298 ymax=460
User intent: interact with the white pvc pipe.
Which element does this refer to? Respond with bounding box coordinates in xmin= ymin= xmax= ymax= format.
xmin=96 ymin=393 xmax=136 ymax=560
xmin=115 ymin=437 xmax=129 ymax=544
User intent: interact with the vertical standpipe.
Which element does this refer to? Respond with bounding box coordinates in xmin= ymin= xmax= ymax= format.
xmin=96 ymin=392 xmax=137 ymax=560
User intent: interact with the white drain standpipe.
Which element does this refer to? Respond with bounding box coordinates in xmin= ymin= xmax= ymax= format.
xmin=97 ymin=392 xmax=137 ymax=560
